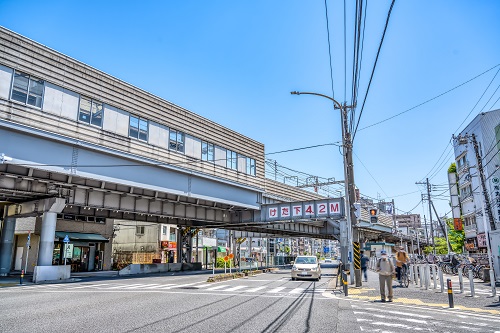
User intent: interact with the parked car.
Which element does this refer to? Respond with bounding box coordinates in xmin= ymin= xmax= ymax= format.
xmin=291 ymin=255 xmax=321 ymax=281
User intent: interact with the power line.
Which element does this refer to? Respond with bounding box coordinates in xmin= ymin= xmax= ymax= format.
xmin=358 ymin=63 xmax=500 ymax=132
xmin=352 ymin=0 xmax=396 ymax=142
xmin=324 ymin=0 xmax=335 ymax=102
xmin=265 ymin=142 xmax=341 ymax=155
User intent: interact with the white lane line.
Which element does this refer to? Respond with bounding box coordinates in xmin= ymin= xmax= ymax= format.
xmin=314 ymin=288 xmax=326 ymax=293
xmin=205 ymin=285 xmax=230 ymax=291
xmin=290 ymin=288 xmax=304 ymax=294
xmin=267 ymin=287 xmax=286 ymax=293
xmin=223 ymin=286 xmax=247 ymax=292
xmin=245 ymin=286 xmax=266 ymax=293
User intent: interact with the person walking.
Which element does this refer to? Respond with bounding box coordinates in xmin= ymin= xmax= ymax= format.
xmin=360 ymin=251 xmax=370 ymax=282
xmin=376 ymin=250 xmax=395 ymax=302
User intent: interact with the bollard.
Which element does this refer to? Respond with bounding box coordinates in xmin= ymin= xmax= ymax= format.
xmin=468 ymin=269 xmax=475 ymax=297
xmin=418 ymin=265 xmax=423 ymax=287
xmin=414 ymin=264 xmax=418 ymax=285
xmin=458 ymin=269 xmax=464 ymax=294
xmin=438 ymin=266 xmax=444 ymax=293
xmin=447 ymin=279 xmax=454 ymax=308
xmin=432 ymin=265 xmax=437 ymax=289
xmin=342 ymin=271 xmax=348 ymax=296
xmin=424 ymin=264 xmax=430 ymax=290
xmin=20 ymin=269 xmax=24 ymax=285
xmin=489 ymin=269 xmax=497 ymax=297
xmin=409 ymin=264 xmax=414 ymax=283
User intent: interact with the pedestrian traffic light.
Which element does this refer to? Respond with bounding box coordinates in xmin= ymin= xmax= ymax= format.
xmin=369 ymin=208 xmax=378 ymax=224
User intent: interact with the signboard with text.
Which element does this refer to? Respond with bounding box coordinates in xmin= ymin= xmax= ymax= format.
xmin=261 ymin=198 xmax=344 ymax=222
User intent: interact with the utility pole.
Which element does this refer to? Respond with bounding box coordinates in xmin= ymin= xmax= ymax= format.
xmin=290 ymin=91 xmax=359 ymax=286
xmin=416 ymin=180 xmax=436 ymax=253
xmin=471 ymin=134 xmax=496 ymax=230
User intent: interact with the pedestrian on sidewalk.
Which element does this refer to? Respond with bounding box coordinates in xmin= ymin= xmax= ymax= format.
xmin=376 ymin=250 xmax=395 ymax=302
xmin=360 ymin=251 xmax=369 ymax=282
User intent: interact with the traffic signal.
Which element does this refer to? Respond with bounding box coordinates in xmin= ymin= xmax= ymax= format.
xmin=369 ymin=208 xmax=378 ymax=224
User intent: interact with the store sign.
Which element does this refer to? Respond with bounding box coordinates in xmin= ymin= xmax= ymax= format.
xmin=453 ymin=218 xmax=463 ymax=231
xmin=491 ymin=177 xmax=500 ymax=222
xmin=477 ymin=233 xmax=487 ymax=248
xmin=161 ymin=241 xmax=169 ymax=249
xmin=168 ymin=241 xmax=177 ymax=250
xmin=262 ymin=199 xmax=344 ymax=222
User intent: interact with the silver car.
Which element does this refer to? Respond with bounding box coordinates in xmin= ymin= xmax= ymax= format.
xmin=291 ymin=256 xmax=321 ymax=281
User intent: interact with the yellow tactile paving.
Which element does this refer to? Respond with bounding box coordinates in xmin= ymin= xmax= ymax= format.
xmin=344 ymin=288 xmax=500 ymax=315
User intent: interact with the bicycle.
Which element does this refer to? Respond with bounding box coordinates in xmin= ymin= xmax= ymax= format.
xmin=399 ymin=264 xmax=410 ymax=288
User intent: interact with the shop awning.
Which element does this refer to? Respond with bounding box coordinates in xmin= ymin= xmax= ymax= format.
xmin=217 ymin=246 xmax=227 ymax=253
xmin=55 ymin=232 xmax=109 ymax=243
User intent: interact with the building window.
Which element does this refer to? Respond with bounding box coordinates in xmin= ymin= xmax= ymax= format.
xmin=226 ymin=150 xmax=237 ymax=170
xmin=201 ymin=141 xmax=214 ymax=162
xmin=169 ymin=130 xmax=185 ymax=153
xmin=78 ymin=97 xmax=103 ymax=127
xmin=461 ymin=184 xmax=473 ymax=200
xmin=246 ymin=157 xmax=256 ymax=175
xmin=162 ymin=226 xmax=167 ymax=235
xmin=129 ymin=116 xmax=148 ymax=141
xmin=11 ymin=71 xmax=44 ymax=107
xmin=136 ymin=226 xmax=145 ymax=235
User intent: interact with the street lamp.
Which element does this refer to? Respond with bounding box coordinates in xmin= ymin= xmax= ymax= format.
xmin=290 ymin=91 xmax=360 ymax=286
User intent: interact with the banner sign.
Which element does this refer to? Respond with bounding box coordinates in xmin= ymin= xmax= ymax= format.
xmin=261 ymin=198 xmax=344 ymax=222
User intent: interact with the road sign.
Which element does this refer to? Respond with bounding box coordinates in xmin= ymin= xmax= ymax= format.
xmin=64 ymin=244 xmax=73 ymax=259
xmin=223 ymin=256 xmax=229 ymax=262
xmin=63 ymin=235 xmax=70 ymax=243
xmin=228 ymin=253 xmax=234 ymax=259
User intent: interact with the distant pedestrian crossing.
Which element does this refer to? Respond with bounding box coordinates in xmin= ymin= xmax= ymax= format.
xmin=351 ymin=303 xmax=500 ymax=333
xmin=4 ymin=281 xmax=329 ymax=295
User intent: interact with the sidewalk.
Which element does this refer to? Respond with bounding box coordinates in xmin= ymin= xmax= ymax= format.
xmin=0 ymin=267 xmax=250 ymax=287
xmin=335 ymin=268 xmax=500 ymax=316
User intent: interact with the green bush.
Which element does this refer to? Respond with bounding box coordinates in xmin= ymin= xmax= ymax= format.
xmin=216 ymin=257 xmax=234 ymax=268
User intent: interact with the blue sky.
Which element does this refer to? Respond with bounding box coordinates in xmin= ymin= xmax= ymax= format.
xmin=1 ymin=1 xmax=499 ymax=221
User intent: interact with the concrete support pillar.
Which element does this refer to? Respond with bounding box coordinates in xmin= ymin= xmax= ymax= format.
xmin=0 ymin=217 xmax=16 ymax=276
xmin=176 ymin=228 xmax=182 ymax=263
xmin=37 ymin=212 xmax=57 ymax=266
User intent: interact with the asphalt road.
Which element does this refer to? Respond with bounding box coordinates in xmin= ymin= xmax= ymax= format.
xmin=1 ymin=264 xmax=499 ymax=333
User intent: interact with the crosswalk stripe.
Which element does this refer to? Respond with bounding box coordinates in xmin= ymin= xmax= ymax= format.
xmin=224 ymin=286 xmax=247 ymax=292
xmin=290 ymin=288 xmax=304 ymax=294
xmin=245 ymin=286 xmax=266 ymax=293
xmin=267 ymin=287 xmax=286 ymax=293
xmin=162 ymin=282 xmax=199 ymax=289
xmin=71 ymin=283 xmax=110 ymax=289
xmin=205 ymin=285 xmax=230 ymax=291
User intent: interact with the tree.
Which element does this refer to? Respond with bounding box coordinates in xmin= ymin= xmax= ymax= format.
xmin=424 ymin=218 xmax=464 ymax=254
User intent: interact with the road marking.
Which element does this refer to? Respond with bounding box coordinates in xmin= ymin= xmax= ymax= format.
xmin=267 ymin=287 xmax=286 ymax=293
xmin=162 ymin=282 xmax=199 ymax=289
xmin=71 ymin=283 xmax=111 ymax=289
xmin=205 ymin=285 xmax=230 ymax=291
xmin=290 ymin=288 xmax=304 ymax=294
xmin=223 ymin=286 xmax=247 ymax=291
xmin=245 ymin=286 xmax=266 ymax=293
